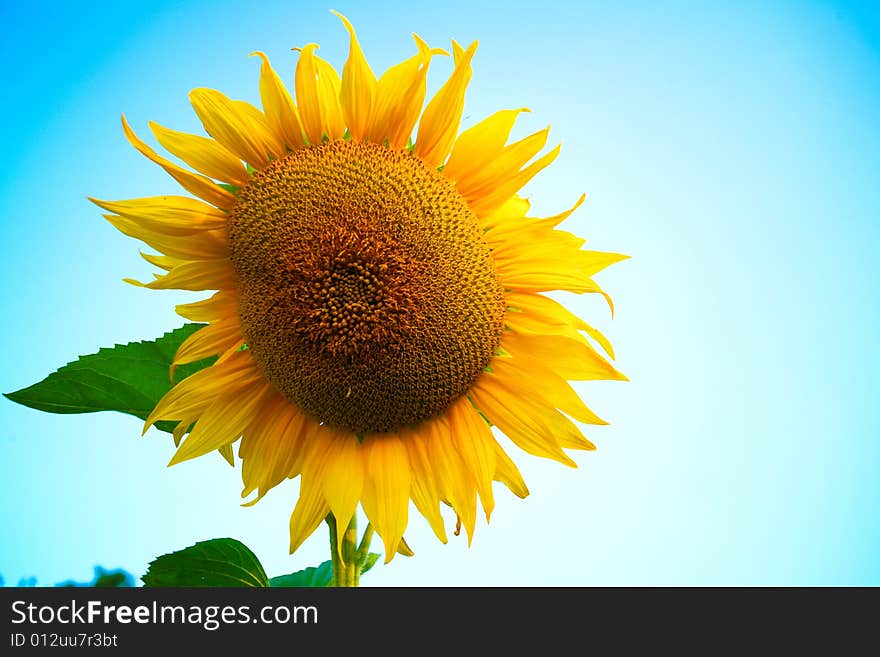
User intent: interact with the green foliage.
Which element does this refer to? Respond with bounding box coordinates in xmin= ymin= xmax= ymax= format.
xmin=143 ymin=538 xmax=269 ymax=587
xmin=269 ymin=561 xmax=333 ymax=588
xmin=57 ymin=566 xmax=134 ymax=587
xmin=0 ymin=567 xmax=135 ymax=588
xmin=268 ymin=552 xmax=379 ymax=586
xmin=4 ymin=324 xmax=214 ymax=434
xmin=143 ymin=538 xmax=382 ymax=587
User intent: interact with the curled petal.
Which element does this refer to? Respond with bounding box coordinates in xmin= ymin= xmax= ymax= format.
xmin=414 ymin=40 xmax=477 ymax=167
xmin=332 ymin=11 xmax=376 ymax=140
xmin=250 ymin=51 xmax=306 ymax=149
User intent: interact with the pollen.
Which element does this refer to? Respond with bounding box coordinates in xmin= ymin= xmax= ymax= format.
xmin=228 ymin=140 xmax=505 ymax=433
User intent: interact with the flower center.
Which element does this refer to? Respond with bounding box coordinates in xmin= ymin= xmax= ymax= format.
xmin=228 ymin=140 xmax=505 ymax=434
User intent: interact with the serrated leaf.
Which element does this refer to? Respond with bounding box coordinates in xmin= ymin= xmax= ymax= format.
xmin=143 ymin=538 xmax=269 ymax=587
xmin=360 ymin=553 xmax=380 ymax=576
xmin=4 ymin=324 xmax=214 ymax=434
xmin=269 ymin=561 xmax=333 ymax=588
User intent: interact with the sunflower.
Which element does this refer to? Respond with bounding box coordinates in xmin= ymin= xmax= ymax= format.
xmin=91 ymin=12 xmax=627 ymax=564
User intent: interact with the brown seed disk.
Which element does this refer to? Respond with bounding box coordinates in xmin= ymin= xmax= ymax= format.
xmin=228 ymin=140 xmax=505 ymax=434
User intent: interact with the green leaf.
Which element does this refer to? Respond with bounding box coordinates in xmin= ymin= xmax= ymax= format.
xmin=4 ymin=324 xmax=214 ymax=434
xmin=143 ymin=538 xmax=269 ymax=587
xmin=360 ymin=553 xmax=380 ymax=576
xmin=269 ymin=561 xmax=333 ymax=588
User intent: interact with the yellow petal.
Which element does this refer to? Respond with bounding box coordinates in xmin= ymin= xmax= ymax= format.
xmin=500 ymin=245 xmax=629 ymax=298
xmin=120 ymin=115 xmax=235 ymax=209
xmin=218 ymin=444 xmax=235 ymax=466
xmin=494 ymin=227 xmax=622 ymax=299
xmin=249 ymin=51 xmax=306 ymax=149
xmin=294 ymin=44 xmax=344 ymax=144
xmin=486 ymin=195 xmax=585 ymax=244
xmin=446 ymin=397 xmax=497 ymax=521
xmin=552 ymin=418 xmax=597 ymax=451
xmin=146 ymin=350 xmax=259 ymax=427
xmin=321 ymin=435 xmax=365 ymax=556
xmin=505 ymin=291 xmax=615 ymax=360
xmin=175 ymin=290 xmax=237 ymax=323
xmin=361 ymin=435 xmax=411 ymax=563
xmin=501 ymin=332 xmax=627 ymax=382
xmin=149 ymin=122 xmax=249 ymax=185
xmin=491 ymin=354 xmax=606 ymax=426
xmin=466 ymin=127 xmax=549 ymax=194
xmin=506 ymin=273 xmax=614 ymax=306
xmin=240 ymin=396 xmax=312 ymax=502
xmin=468 ymin=143 xmax=561 ymax=217
xmin=172 ymin=316 xmax=243 ymax=371
xmin=332 ymin=11 xmax=376 ymax=141
xmin=495 ymin=251 xmax=589 ymax=293
xmin=169 ymin=380 xmax=272 ymax=465
xmin=401 ymin=426 xmax=447 ymax=542
xmin=293 ymin=424 xmax=340 ymax=489
xmin=580 ymin=251 xmax=631 ymax=277
xmin=490 ymin=222 xmax=585 ymax=259
xmin=414 ymin=40 xmax=477 ymax=167
xmin=314 ymin=56 xmax=345 ymax=140
xmin=426 ymin=415 xmax=478 ymax=544
xmin=90 ymin=196 xmax=227 ymax=236
xmin=450 ymin=39 xmax=466 ymax=63
xmin=366 ymin=35 xmax=445 ymax=149
xmin=189 ymin=88 xmax=283 ymax=168
xmin=491 ymin=438 xmax=530 ymax=499
xmin=137 ymin=258 xmax=235 ymax=291
xmin=293 ymin=44 xmax=323 ymax=145
xmin=172 ymin=421 xmax=188 ymax=446
xmin=469 ymin=374 xmax=576 ymax=466
xmin=396 ymin=537 xmax=415 ymax=557
xmin=139 ymin=252 xmax=177 ymax=271
xmin=479 ymin=194 xmax=531 ymax=231
xmin=536 ymin=193 xmax=586 ymax=229
xmin=461 ymin=130 xmax=551 ymax=208
xmin=103 ymin=214 xmax=227 ymax=261
xmin=444 ymin=108 xmax=528 ymax=185
xmin=289 ymin=467 xmax=331 ymax=555
xmin=145 ymin=350 xmax=263 ymax=434
xmin=240 ymin=393 xmax=289 ymax=497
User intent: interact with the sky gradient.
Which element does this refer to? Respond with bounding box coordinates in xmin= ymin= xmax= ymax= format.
xmin=1 ymin=0 xmax=878 ymax=586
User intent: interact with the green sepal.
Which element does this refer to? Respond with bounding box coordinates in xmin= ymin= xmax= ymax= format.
xmin=360 ymin=553 xmax=381 ymax=575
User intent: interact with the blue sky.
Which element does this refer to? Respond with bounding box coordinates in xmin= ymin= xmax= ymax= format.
xmin=0 ymin=0 xmax=878 ymax=586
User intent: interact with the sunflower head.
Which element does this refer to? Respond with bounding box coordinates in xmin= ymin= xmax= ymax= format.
xmin=92 ymin=12 xmax=628 ymax=562
xmin=229 ymin=140 xmax=506 ymax=434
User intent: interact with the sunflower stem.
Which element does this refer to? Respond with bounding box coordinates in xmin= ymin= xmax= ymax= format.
xmin=326 ymin=513 xmax=361 ymax=587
